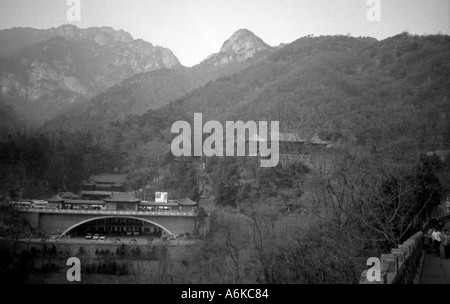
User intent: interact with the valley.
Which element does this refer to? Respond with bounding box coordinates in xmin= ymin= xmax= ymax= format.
xmin=0 ymin=24 xmax=449 ymax=284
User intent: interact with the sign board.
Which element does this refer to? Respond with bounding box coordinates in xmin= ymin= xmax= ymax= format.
xmin=155 ymin=192 xmax=168 ymax=203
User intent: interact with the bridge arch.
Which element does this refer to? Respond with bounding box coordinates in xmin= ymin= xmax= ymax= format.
xmin=61 ymin=215 xmax=173 ymax=236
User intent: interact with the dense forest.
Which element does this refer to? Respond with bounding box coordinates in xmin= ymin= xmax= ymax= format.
xmin=1 ymin=32 xmax=449 ymax=283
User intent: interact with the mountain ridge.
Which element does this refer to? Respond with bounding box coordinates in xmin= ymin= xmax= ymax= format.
xmin=92 ymin=33 xmax=450 ymax=160
xmin=0 ymin=24 xmax=177 ymax=57
xmin=0 ymin=24 xmax=182 ymax=124
xmin=39 ymin=28 xmax=276 ymax=130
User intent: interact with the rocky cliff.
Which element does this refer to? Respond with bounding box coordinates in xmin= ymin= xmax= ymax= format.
xmin=0 ymin=25 xmax=181 ymax=124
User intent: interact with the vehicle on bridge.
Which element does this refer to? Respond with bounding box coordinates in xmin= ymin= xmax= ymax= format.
xmin=10 ymin=201 xmax=32 ymax=208
xmin=32 ymin=200 xmax=49 ymax=209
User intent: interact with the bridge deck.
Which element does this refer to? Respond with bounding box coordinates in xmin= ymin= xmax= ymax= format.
xmin=16 ymin=208 xmax=196 ymax=217
xmin=420 ymin=221 xmax=450 ymax=284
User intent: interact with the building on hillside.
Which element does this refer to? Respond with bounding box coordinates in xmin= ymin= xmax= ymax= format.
xmin=58 ymin=191 xmax=81 ymax=199
xmin=307 ymin=134 xmax=332 ymax=160
xmin=247 ymin=131 xmax=332 ymax=166
xmin=81 ymin=174 xmax=126 ymax=193
xmin=178 ymin=198 xmax=198 ymax=213
xmin=104 ymin=193 xmax=141 ymax=211
xmin=46 ymin=195 xmax=64 ymax=209
xmin=78 ymin=174 xmax=128 ymax=199
xmin=81 ymin=191 xmax=113 ymax=200
xmin=89 ymin=174 xmax=127 ymax=185
xmin=277 ymin=132 xmax=308 ymax=154
xmin=247 ymin=132 xmax=308 ymax=156
xmin=80 ymin=182 xmax=96 ymax=192
xmin=310 ymin=134 xmax=332 ymax=148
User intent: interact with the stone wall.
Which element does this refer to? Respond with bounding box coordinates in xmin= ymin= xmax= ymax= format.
xmin=0 ymin=237 xmax=198 ymax=261
xmin=359 ymin=231 xmax=424 ymax=284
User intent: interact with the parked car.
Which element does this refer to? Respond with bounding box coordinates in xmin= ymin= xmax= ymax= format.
xmin=126 ymin=231 xmax=133 ymax=236
xmin=113 ymin=238 xmax=121 ymax=243
xmin=92 ymin=234 xmax=100 ymax=240
xmin=99 ymin=235 xmax=106 ymax=241
xmin=85 ymin=233 xmax=93 ymax=240
xmin=133 ymin=231 xmax=140 ymax=236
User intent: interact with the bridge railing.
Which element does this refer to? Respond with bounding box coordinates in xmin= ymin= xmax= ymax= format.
xmin=359 ymin=231 xmax=424 ymax=284
xmin=15 ymin=207 xmax=196 ymax=217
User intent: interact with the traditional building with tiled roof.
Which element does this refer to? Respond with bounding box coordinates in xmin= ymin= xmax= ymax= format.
xmin=310 ymin=135 xmax=332 ymax=147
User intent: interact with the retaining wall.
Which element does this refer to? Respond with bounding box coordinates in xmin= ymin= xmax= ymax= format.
xmin=359 ymin=231 xmax=424 ymax=284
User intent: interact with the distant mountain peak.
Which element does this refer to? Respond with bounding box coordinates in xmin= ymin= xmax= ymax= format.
xmin=200 ymin=29 xmax=272 ymax=67
xmin=220 ymin=28 xmax=271 ymax=56
xmin=50 ymin=24 xmax=134 ymax=45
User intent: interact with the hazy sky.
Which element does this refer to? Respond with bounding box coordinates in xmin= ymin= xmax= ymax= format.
xmin=0 ymin=0 xmax=449 ymax=66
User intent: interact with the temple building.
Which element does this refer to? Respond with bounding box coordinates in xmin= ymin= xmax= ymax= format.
xmin=277 ymin=132 xmax=308 ymax=154
xmin=310 ymin=134 xmax=332 ymax=148
xmin=80 ymin=174 xmax=126 ymax=199
xmin=247 ymin=131 xmax=332 ymax=165
xmin=104 ymin=193 xmax=141 ymax=211
xmin=247 ymin=132 xmax=308 ymax=155
xmin=178 ymin=198 xmax=199 ymax=213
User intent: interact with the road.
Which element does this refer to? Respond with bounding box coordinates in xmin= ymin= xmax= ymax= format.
xmin=15 ymin=235 xmax=199 ymax=246
xmin=420 ymin=218 xmax=450 ymax=284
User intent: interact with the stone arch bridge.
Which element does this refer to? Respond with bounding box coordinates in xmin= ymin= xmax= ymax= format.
xmin=18 ymin=209 xmax=197 ymax=236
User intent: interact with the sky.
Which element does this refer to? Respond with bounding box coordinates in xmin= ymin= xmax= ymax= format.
xmin=0 ymin=0 xmax=449 ymax=66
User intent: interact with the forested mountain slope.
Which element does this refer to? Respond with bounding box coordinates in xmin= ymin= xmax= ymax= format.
xmin=41 ymin=29 xmax=276 ymax=131
xmin=112 ymin=33 xmax=450 ymax=165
